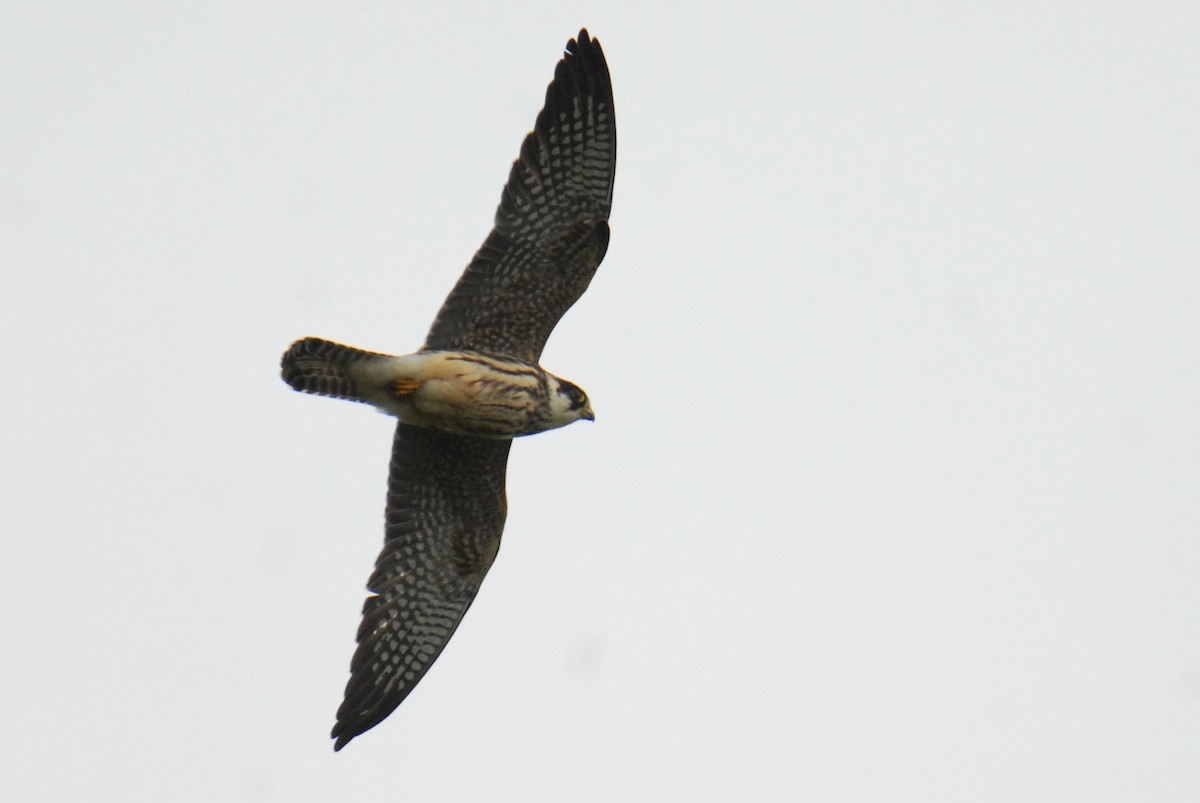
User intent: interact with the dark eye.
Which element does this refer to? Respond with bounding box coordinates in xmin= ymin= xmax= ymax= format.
xmin=563 ymin=384 xmax=587 ymax=407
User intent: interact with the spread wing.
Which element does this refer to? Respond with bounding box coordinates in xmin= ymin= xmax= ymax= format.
xmin=422 ymin=29 xmax=616 ymax=363
xmin=331 ymin=423 xmax=511 ymax=750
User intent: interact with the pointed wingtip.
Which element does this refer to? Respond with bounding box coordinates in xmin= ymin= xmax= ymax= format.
xmin=331 ymin=718 xmax=358 ymax=752
xmin=567 ymin=28 xmax=602 ymax=59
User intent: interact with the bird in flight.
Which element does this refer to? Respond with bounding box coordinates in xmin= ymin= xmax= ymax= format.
xmin=280 ymin=29 xmax=615 ymax=751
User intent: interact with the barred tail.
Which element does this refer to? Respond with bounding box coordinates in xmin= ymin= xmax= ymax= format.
xmin=280 ymin=337 xmax=393 ymax=404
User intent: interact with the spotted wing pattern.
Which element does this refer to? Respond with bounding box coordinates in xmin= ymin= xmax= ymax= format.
xmin=332 ymin=424 xmax=512 ymax=750
xmin=423 ymin=29 xmax=616 ymax=363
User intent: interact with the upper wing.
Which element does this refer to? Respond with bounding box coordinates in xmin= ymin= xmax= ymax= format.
xmin=331 ymin=422 xmax=512 ymax=750
xmin=422 ymin=29 xmax=616 ymax=363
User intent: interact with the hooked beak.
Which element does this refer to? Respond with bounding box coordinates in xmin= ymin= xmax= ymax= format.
xmin=581 ymin=405 xmax=595 ymax=422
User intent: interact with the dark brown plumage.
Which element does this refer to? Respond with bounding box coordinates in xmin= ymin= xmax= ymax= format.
xmin=423 ymin=30 xmax=615 ymax=363
xmin=332 ymin=425 xmax=511 ymax=748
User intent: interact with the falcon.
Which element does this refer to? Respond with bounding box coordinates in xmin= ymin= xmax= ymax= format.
xmin=280 ymin=29 xmax=615 ymax=750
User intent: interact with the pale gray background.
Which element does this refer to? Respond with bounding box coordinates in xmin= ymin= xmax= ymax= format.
xmin=3 ymin=2 xmax=1198 ymax=801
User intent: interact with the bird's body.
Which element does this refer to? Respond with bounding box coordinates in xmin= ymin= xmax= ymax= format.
xmin=280 ymin=29 xmax=615 ymax=750
xmin=283 ymin=337 xmax=593 ymax=438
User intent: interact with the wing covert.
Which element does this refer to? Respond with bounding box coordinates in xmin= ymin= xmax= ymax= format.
xmin=331 ymin=422 xmax=512 ymax=750
xmin=422 ymin=29 xmax=616 ymax=362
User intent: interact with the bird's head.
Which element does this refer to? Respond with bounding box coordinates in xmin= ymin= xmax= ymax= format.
xmin=547 ymin=376 xmax=594 ymax=427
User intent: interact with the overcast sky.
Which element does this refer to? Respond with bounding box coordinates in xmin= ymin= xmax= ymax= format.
xmin=3 ymin=2 xmax=1199 ymax=801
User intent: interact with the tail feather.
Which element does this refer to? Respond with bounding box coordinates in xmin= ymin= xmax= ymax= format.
xmin=281 ymin=337 xmax=392 ymax=404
